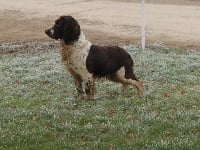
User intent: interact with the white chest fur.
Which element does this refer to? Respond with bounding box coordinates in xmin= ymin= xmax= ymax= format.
xmin=60 ymin=32 xmax=92 ymax=79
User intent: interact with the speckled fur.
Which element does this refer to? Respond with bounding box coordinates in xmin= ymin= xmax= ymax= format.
xmin=60 ymin=32 xmax=95 ymax=99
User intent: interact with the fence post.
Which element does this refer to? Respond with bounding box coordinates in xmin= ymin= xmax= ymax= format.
xmin=141 ymin=0 xmax=146 ymax=49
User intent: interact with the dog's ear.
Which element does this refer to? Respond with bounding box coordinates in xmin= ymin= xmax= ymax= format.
xmin=63 ymin=16 xmax=80 ymax=44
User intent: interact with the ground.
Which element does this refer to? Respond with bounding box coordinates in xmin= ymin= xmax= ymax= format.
xmin=1 ymin=1 xmax=200 ymax=149
xmin=0 ymin=0 xmax=200 ymax=49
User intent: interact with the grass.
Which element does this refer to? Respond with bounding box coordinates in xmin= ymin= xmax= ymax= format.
xmin=0 ymin=41 xmax=200 ymax=149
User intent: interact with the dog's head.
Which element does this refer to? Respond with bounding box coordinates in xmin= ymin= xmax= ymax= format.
xmin=45 ymin=16 xmax=80 ymax=44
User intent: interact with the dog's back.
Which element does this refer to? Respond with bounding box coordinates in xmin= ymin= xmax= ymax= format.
xmin=86 ymin=45 xmax=137 ymax=80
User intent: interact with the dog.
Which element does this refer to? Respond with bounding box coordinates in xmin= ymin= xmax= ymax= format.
xmin=45 ymin=16 xmax=143 ymax=100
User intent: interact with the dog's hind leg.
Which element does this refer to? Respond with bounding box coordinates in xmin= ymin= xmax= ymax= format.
xmin=121 ymin=84 xmax=128 ymax=93
xmin=114 ymin=67 xmax=143 ymax=96
xmin=124 ymin=63 xmax=143 ymax=95
xmin=123 ymin=78 xmax=143 ymax=96
xmin=126 ymin=79 xmax=143 ymax=96
xmin=124 ymin=63 xmax=139 ymax=81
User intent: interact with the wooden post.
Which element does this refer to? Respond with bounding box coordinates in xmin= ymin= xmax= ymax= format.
xmin=141 ymin=0 xmax=146 ymax=49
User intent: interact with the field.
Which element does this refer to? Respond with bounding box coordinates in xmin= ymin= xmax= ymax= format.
xmin=0 ymin=0 xmax=200 ymax=149
xmin=1 ymin=41 xmax=200 ymax=149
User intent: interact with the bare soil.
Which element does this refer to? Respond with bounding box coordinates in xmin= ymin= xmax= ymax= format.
xmin=0 ymin=0 xmax=200 ymax=50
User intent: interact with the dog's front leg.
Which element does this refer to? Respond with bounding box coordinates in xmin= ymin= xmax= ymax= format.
xmin=74 ymin=80 xmax=84 ymax=100
xmin=84 ymin=78 xmax=95 ymax=100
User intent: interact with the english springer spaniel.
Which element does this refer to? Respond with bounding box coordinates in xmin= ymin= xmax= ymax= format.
xmin=45 ymin=16 xmax=143 ymax=100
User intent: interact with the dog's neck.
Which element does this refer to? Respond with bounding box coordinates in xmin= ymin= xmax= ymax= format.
xmin=60 ymin=32 xmax=90 ymax=48
xmin=60 ymin=32 xmax=91 ymax=62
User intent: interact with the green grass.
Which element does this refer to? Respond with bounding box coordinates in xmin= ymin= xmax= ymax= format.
xmin=0 ymin=42 xmax=200 ymax=149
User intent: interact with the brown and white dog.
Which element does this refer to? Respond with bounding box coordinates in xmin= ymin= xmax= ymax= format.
xmin=45 ymin=16 xmax=143 ymax=100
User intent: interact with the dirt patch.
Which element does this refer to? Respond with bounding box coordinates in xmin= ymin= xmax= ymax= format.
xmin=0 ymin=0 xmax=200 ymax=50
xmin=110 ymin=0 xmax=200 ymax=6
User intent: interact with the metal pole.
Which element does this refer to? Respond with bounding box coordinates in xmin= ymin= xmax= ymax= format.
xmin=141 ymin=0 xmax=146 ymax=49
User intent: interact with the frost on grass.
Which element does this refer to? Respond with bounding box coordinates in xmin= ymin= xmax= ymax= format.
xmin=1 ymin=43 xmax=200 ymax=99
xmin=0 ymin=41 xmax=69 ymax=102
xmin=124 ymin=45 xmax=200 ymax=95
xmin=0 ymin=42 xmax=200 ymax=149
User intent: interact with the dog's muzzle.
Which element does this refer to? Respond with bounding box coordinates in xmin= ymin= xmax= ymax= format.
xmin=45 ymin=28 xmax=56 ymax=39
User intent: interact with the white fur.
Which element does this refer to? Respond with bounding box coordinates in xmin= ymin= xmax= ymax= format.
xmin=60 ymin=32 xmax=93 ymax=81
xmin=50 ymin=28 xmax=54 ymax=36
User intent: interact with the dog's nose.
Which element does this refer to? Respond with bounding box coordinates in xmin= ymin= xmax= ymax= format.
xmin=45 ymin=29 xmax=49 ymax=34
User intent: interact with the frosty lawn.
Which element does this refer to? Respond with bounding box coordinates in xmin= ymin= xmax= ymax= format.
xmin=0 ymin=41 xmax=200 ymax=149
